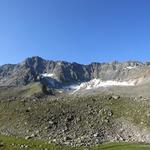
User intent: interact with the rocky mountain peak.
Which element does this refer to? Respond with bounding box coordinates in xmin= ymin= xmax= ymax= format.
xmin=0 ymin=57 xmax=150 ymax=88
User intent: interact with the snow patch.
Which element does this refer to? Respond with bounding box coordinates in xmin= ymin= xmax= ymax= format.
xmin=42 ymin=73 xmax=55 ymax=78
xmin=125 ymin=66 xmax=137 ymax=70
xmin=65 ymin=79 xmax=136 ymax=93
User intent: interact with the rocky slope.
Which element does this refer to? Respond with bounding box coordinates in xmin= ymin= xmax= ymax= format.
xmin=1 ymin=56 xmax=150 ymax=89
xmin=0 ymin=92 xmax=149 ymax=146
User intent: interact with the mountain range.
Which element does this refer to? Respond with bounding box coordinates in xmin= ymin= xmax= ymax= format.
xmin=1 ymin=56 xmax=150 ymax=94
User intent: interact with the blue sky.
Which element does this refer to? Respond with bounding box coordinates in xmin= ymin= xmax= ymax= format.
xmin=0 ymin=0 xmax=150 ymax=64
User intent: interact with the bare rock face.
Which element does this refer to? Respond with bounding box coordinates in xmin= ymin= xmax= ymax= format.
xmin=0 ymin=56 xmax=150 ymax=87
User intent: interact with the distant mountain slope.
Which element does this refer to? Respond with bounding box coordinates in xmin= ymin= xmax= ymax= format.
xmin=1 ymin=56 xmax=150 ymax=88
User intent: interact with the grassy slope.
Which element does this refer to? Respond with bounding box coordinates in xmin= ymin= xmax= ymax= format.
xmin=0 ymin=82 xmax=43 ymax=98
xmin=0 ymin=84 xmax=150 ymax=147
xmin=94 ymin=142 xmax=150 ymax=150
xmin=0 ymin=135 xmax=149 ymax=150
xmin=0 ymin=94 xmax=149 ymax=144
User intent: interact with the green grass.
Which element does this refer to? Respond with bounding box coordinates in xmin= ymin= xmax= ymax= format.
xmin=0 ymin=135 xmax=81 ymax=150
xmin=94 ymin=142 xmax=150 ymax=150
xmin=0 ymin=135 xmax=149 ymax=150
xmin=0 ymin=82 xmax=43 ymax=98
xmin=21 ymin=82 xmax=43 ymax=97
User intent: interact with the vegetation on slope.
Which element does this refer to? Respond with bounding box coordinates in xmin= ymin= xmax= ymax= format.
xmin=0 ymin=84 xmax=149 ymax=146
xmin=0 ymin=135 xmax=150 ymax=150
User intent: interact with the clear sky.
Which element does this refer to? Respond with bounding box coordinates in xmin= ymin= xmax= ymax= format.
xmin=0 ymin=0 xmax=150 ymax=65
